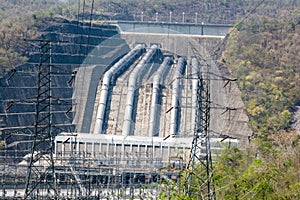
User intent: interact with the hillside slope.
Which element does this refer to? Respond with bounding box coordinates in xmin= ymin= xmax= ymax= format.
xmin=221 ymin=9 xmax=300 ymax=135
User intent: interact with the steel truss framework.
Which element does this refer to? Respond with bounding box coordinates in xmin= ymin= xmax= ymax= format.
xmin=24 ymin=41 xmax=58 ymax=199
xmin=186 ymin=60 xmax=216 ymax=200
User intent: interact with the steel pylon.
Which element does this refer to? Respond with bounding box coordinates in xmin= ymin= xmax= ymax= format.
xmin=24 ymin=41 xmax=58 ymax=199
xmin=186 ymin=60 xmax=216 ymax=200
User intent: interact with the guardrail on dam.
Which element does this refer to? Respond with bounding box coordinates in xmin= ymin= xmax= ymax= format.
xmin=109 ymin=21 xmax=233 ymax=36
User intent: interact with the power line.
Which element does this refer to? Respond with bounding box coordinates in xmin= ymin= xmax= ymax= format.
xmin=75 ymin=0 xmax=94 ymax=131
xmin=207 ymin=0 xmax=266 ymax=58
xmin=86 ymin=0 xmax=95 ymax=55
xmin=184 ymin=0 xmax=266 ymax=198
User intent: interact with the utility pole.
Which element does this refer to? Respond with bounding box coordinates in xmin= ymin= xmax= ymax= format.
xmin=24 ymin=40 xmax=58 ymax=199
xmin=186 ymin=59 xmax=216 ymax=200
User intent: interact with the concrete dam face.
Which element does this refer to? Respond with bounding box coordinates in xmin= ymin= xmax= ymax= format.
xmin=0 ymin=19 xmax=253 ymax=198
xmin=54 ymin=22 xmax=252 ymax=184
xmin=0 ymin=19 xmax=252 ymax=156
xmin=73 ymin=22 xmax=252 ymax=142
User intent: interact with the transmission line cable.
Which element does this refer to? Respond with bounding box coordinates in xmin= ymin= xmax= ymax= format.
xmin=72 ymin=0 xmax=96 ymax=133
xmin=208 ymin=0 xmax=266 ymax=58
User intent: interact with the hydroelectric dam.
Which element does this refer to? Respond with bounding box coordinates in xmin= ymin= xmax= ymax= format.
xmin=0 ymin=19 xmax=252 ymax=198
xmin=72 ymin=21 xmax=251 ymax=141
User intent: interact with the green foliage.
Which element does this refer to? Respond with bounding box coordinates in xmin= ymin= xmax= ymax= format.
xmin=158 ymin=170 xmax=192 ymax=199
xmin=213 ymin=132 xmax=300 ymax=199
xmin=159 ymin=132 xmax=300 ymax=199
xmin=0 ymin=18 xmax=29 ymax=74
xmin=223 ymin=8 xmax=300 ymax=135
xmin=0 ymin=0 xmax=74 ymax=76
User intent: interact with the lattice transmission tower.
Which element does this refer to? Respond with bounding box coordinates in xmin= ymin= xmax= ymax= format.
xmin=186 ymin=58 xmax=216 ymax=200
xmin=24 ymin=41 xmax=58 ymax=199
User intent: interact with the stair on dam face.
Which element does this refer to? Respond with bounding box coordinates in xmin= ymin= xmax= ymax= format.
xmin=134 ymin=84 xmax=153 ymax=137
xmin=179 ymin=65 xmax=194 ymax=137
xmin=107 ymin=85 xmax=128 ymax=135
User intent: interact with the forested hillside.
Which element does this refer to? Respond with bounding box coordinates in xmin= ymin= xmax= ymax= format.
xmin=221 ymin=9 xmax=300 ymax=135
xmin=212 ymin=6 xmax=300 ymax=199
xmin=0 ymin=0 xmax=65 ymax=75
